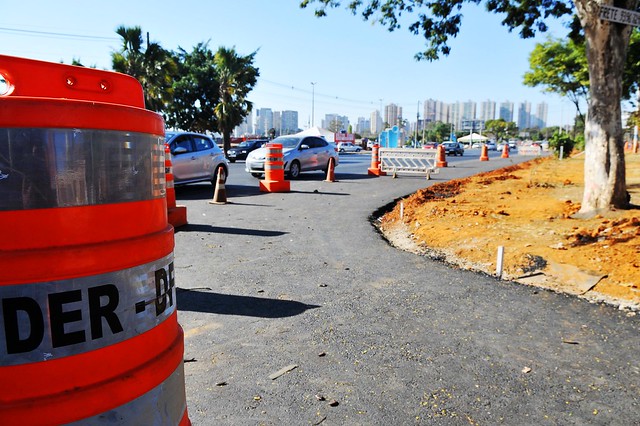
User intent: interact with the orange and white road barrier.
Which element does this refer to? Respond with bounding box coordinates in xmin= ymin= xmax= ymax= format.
xmin=260 ymin=143 xmax=290 ymax=192
xmin=325 ymin=157 xmax=336 ymax=182
xmin=0 ymin=55 xmax=190 ymax=425
xmin=209 ymin=165 xmax=228 ymax=204
xmin=367 ymin=144 xmax=386 ymax=176
xmin=436 ymin=144 xmax=448 ymax=168
xmin=165 ymin=144 xmax=188 ymax=227
xmin=480 ymin=144 xmax=489 ymax=161
xmin=501 ymin=144 xmax=510 ymax=158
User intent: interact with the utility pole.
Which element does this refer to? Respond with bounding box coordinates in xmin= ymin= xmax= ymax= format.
xmin=416 ymin=101 xmax=421 ymax=147
xmin=311 ymin=82 xmax=316 ymax=127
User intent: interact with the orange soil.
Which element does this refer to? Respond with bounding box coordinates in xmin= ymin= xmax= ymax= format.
xmin=379 ymin=153 xmax=640 ymax=310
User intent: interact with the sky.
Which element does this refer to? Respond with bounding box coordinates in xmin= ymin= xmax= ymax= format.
xmin=1 ymin=0 xmax=579 ymax=129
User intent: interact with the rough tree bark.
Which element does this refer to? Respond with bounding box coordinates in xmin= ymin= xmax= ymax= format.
xmin=576 ymin=0 xmax=632 ymax=213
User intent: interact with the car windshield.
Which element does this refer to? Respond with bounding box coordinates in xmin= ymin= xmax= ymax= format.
xmin=273 ymin=137 xmax=300 ymax=149
xmin=443 ymin=143 xmax=454 ymax=147
xmin=237 ymin=141 xmax=253 ymax=148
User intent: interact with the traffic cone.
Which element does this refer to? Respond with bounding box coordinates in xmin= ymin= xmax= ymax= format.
xmin=209 ymin=165 xmax=227 ymax=204
xmin=501 ymin=144 xmax=509 ymax=158
xmin=436 ymin=144 xmax=448 ymax=168
xmin=367 ymin=144 xmax=386 ymax=176
xmin=325 ymin=157 xmax=336 ymax=182
xmin=165 ymin=145 xmax=188 ymax=227
xmin=480 ymin=144 xmax=489 ymax=161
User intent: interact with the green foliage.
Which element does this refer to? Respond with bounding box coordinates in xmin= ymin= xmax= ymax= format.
xmin=484 ymin=119 xmax=516 ymax=142
xmin=548 ymin=131 xmax=575 ymax=156
xmin=164 ymin=43 xmax=219 ymax=133
xmin=213 ymin=46 xmax=260 ymax=155
xmin=112 ymin=26 xmax=177 ymax=112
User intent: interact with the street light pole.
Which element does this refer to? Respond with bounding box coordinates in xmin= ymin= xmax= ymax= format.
xmin=416 ymin=101 xmax=421 ymax=148
xmin=311 ymin=82 xmax=316 ymax=128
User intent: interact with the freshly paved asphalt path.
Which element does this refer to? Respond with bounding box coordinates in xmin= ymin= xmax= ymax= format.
xmin=173 ymin=153 xmax=639 ymax=425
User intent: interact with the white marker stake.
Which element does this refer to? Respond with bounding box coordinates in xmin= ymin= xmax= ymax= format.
xmin=400 ymin=201 xmax=404 ymax=220
xmin=496 ymin=246 xmax=505 ymax=278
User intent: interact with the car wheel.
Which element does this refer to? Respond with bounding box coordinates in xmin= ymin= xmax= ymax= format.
xmin=288 ymin=161 xmax=301 ymax=179
xmin=339 ymin=149 xmax=344 ymax=153
xmin=356 ymin=148 xmax=361 ymax=152
xmin=251 ymin=172 xmax=263 ymax=178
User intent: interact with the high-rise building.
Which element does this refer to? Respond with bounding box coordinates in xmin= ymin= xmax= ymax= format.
xmin=356 ymin=117 xmax=370 ymax=134
xmin=499 ymin=101 xmax=514 ymax=122
xmin=322 ymin=113 xmax=349 ymax=131
xmin=533 ymin=102 xmax=548 ymax=128
xmin=517 ymin=102 xmax=531 ymax=129
xmin=370 ymin=110 xmax=383 ymax=134
xmin=281 ymin=110 xmax=299 ymax=135
xmin=254 ymin=108 xmax=273 ymax=136
xmin=424 ymin=99 xmax=449 ymax=123
xmin=384 ymin=103 xmax=403 ymax=128
xmin=234 ymin=110 xmax=253 ymax=137
xmin=479 ymin=100 xmax=496 ymax=122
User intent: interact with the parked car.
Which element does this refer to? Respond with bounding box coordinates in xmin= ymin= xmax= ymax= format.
xmin=337 ymin=142 xmax=361 ymax=153
xmin=166 ymin=131 xmax=229 ymax=186
xmin=485 ymin=141 xmax=497 ymax=151
xmin=508 ymin=140 xmax=518 ymax=149
xmin=226 ymin=139 xmax=267 ymax=162
xmin=441 ymin=141 xmax=465 ymax=156
xmin=245 ymin=135 xmax=339 ymax=179
xmin=471 ymin=142 xmax=481 ymax=149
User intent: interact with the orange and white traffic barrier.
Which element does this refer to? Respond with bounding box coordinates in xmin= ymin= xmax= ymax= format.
xmin=480 ymin=144 xmax=489 ymax=161
xmin=0 ymin=55 xmax=190 ymax=425
xmin=436 ymin=144 xmax=448 ymax=168
xmin=165 ymin=144 xmax=188 ymax=227
xmin=325 ymin=157 xmax=336 ymax=182
xmin=260 ymin=143 xmax=290 ymax=192
xmin=367 ymin=144 xmax=386 ymax=176
xmin=501 ymin=144 xmax=510 ymax=158
xmin=209 ymin=165 xmax=228 ymax=204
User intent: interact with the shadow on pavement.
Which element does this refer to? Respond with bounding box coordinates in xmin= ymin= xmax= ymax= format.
xmin=177 ymin=288 xmax=319 ymax=317
xmin=175 ymin=223 xmax=287 ymax=237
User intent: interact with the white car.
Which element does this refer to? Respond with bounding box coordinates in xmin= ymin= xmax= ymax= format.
xmin=337 ymin=142 xmax=361 ymax=153
xmin=246 ymin=135 xmax=339 ymax=179
xmin=166 ymin=131 xmax=229 ymax=186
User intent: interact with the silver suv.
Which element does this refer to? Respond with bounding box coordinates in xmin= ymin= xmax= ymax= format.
xmin=166 ymin=131 xmax=229 ymax=186
xmin=245 ymin=135 xmax=339 ymax=179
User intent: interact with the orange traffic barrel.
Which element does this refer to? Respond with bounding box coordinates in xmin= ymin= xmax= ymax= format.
xmin=480 ymin=144 xmax=489 ymax=161
xmin=260 ymin=143 xmax=290 ymax=192
xmin=0 ymin=55 xmax=190 ymax=425
xmin=367 ymin=144 xmax=386 ymax=176
xmin=436 ymin=144 xmax=448 ymax=168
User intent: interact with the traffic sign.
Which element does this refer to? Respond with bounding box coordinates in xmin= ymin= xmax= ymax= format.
xmin=599 ymin=4 xmax=640 ymax=26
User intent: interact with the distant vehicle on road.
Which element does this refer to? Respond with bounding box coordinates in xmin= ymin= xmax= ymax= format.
xmin=337 ymin=142 xmax=361 ymax=153
xmin=441 ymin=141 xmax=465 ymax=156
xmin=422 ymin=142 xmax=439 ymax=150
xmin=485 ymin=141 xmax=497 ymax=151
xmin=245 ymin=135 xmax=339 ymax=179
xmin=226 ymin=139 xmax=267 ymax=162
xmin=166 ymin=131 xmax=229 ymax=186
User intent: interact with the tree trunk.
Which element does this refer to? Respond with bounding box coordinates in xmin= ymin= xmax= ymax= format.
xmin=576 ymin=0 xmax=632 ymax=214
xmin=223 ymin=130 xmax=231 ymax=160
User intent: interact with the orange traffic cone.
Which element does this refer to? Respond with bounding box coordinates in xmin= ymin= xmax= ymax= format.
xmin=165 ymin=145 xmax=188 ymax=227
xmin=480 ymin=144 xmax=489 ymax=161
xmin=501 ymin=144 xmax=509 ymax=158
xmin=209 ymin=165 xmax=227 ymax=204
xmin=367 ymin=144 xmax=386 ymax=176
xmin=325 ymin=157 xmax=336 ymax=182
xmin=436 ymin=144 xmax=448 ymax=168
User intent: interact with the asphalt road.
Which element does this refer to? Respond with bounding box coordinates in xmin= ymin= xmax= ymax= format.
xmin=173 ymin=151 xmax=639 ymax=425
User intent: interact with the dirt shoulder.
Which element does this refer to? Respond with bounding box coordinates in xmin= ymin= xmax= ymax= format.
xmin=378 ymin=152 xmax=640 ymax=311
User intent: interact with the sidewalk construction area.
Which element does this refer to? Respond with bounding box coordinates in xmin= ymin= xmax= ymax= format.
xmin=173 ymin=156 xmax=640 ymax=425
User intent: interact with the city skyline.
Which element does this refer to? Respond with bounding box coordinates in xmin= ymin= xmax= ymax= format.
xmin=234 ymin=98 xmax=551 ymax=138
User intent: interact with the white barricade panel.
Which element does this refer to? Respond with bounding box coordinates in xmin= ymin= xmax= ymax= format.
xmin=379 ymin=148 xmax=438 ymax=175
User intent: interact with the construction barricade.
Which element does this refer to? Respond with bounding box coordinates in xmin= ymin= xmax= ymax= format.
xmin=378 ymin=147 xmax=438 ymax=179
xmin=0 ymin=55 xmax=190 ymax=425
xmin=260 ymin=143 xmax=290 ymax=192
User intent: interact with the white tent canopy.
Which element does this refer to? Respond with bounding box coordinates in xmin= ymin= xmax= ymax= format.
xmin=294 ymin=126 xmax=335 ymax=142
xmin=458 ymin=133 xmax=488 ymax=142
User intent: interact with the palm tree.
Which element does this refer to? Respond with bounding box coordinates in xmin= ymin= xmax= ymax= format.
xmin=213 ymin=47 xmax=259 ymax=156
xmin=111 ymin=26 xmax=177 ymax=112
